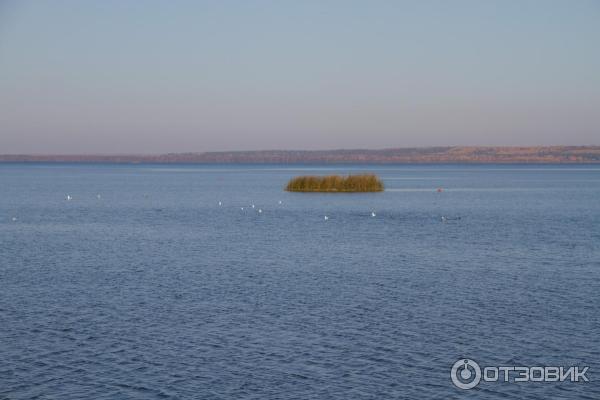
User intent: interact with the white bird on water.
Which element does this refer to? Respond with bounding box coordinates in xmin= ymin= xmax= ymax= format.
xmin=241 ymin=207 xmax=244 ymax=210
xmin=278 ymin=200 xmax=282 ymax=205
xmin=251 ymin=204 xmax=255 ymax=209
xmin=66 ymin=195 xmax=72 ymax=201
xmin=11 ymin=217 xmax=17 ymax=222
xmin=371 ymin=212 xmax=376 ymax=217
xmin=441 ymin=216 xmax=447 ymax=223
xmin=258 ymin=209 xmax=262 ymax=213
xmin=218 ymin=201 xmax=222 ymax=206
xmin=324 ymin=215 xmax=329 ymax=221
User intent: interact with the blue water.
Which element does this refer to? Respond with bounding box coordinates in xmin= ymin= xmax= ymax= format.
xmin=1 ymin=164 xmax=599 ymax=399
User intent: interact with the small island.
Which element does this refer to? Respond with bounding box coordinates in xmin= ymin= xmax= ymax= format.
xmin=285 ymin=174 xmax=384 ymax=192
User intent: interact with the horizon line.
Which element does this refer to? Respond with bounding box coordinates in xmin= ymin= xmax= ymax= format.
xmin=2 ymin=144 xmax=600 ymax=157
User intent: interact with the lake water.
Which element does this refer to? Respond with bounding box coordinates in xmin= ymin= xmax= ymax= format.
xmin=1 ymin=164 xmax=599 ymax=399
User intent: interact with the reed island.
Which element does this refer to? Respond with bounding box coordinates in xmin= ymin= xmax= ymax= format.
xmin=285 ymin=174 xmax=384 ymax=192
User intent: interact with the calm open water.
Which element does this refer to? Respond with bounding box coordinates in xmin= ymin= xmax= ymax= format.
xmin=1 ymin=164 xmax=599 ymax=399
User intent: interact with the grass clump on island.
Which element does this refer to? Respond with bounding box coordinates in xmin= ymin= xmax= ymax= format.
xmin=285 ymin=174 xmax=384 ymax=192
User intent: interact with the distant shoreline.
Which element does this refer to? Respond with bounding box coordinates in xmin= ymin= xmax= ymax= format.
xmin=1 ymin=146 xmax=599 ymax=164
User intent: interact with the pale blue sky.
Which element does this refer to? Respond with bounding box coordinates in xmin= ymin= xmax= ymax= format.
xmin=0 ymin=0 xmax=599 ymax=153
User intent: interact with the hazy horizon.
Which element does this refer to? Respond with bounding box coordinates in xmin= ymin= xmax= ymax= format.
xmin=3 ymin=144 xmax=600 ymax=157
xmin=1 ymin=0 xmax=599 ymax=153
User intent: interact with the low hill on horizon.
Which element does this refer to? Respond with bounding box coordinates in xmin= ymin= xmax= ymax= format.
xmin=1 ymin=146 xmax=600 ymax=164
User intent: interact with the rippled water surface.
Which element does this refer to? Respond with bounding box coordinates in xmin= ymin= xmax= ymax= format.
xmin=1 ymin=164 xmax=599 ymax=399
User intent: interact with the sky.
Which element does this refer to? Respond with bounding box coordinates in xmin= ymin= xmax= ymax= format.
xmin=0 ymin=0 xmax=599 ymax=154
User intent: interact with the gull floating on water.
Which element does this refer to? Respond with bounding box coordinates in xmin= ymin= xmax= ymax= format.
xmin=251 ymin=204 xmax=255 ymax=208
xmin=241 ymin=207 xmax=244 ymax=210
xmin=371 ymin=212 xmax=376 ymax=217
xmin=324 ymin=215 xmax=329 ymax=220
xmin=11 ymin=217 xmax=17 ymax=222
xmin=258 ymin=209 xmax=262 ymax=213
xmin=218 ymin=201 xmax=222 ymax=206
xmin=441 ymin=216 xmax=447 ymax=222
xmin=66 ymin=195 xmax=72 ymax=201
xmin=278 ymin=200 xmax=282 ymax=204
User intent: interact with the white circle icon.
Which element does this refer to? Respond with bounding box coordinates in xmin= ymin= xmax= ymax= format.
xmin=451 ymin=359 xmax=481 ymax=390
